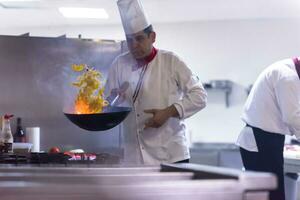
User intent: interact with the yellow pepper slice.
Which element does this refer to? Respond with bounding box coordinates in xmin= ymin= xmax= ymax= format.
xmin=71 ymin=64 xmax=86 ymax=72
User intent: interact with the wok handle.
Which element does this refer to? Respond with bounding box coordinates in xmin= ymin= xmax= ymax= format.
xmin=109 ymin=82 xmax=129 ymax=107
xmin=110 ymin=94 xmax=120 ymax=106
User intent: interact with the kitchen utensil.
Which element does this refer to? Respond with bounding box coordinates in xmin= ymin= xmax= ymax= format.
xmin=64 ymin=82 xmax=131 ymax=131
xmin=64 ymin=106 xmax=131 ymax=131
xmin=110 ymin=94 xmax=120 ymax=107
xmin=109 ymin=81 xmax=129 ymax=107
xmin=12 ymin=142 xmax=32 ymax=153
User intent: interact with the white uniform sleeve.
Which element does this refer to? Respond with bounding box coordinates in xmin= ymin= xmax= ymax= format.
xmin=104 ymin=59 xmax=120 ymax=100
xmin=275 ymin=76 xmax=300 ymax=138
xmin=173 ymin=58 xmax=207 ymax=119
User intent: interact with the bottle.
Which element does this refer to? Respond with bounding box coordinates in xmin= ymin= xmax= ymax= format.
xmin=2 ymin=114 xmax=14 ymax=153
xmin=14 ymin=117 xmax=26 ymax=143
xmin=0 ymin=118 xmax=4 ymax=153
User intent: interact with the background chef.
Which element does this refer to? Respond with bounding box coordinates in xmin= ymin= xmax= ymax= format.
xmin=236 ymin=57 xmax=300 ymax=200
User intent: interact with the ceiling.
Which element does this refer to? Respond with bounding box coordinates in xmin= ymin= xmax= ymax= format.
xmin=0 ymin=0 xmax=300 ymax=29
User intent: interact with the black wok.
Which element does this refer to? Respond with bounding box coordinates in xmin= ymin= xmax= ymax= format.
xmin=64 ymin=106 xmax=131 ymax=131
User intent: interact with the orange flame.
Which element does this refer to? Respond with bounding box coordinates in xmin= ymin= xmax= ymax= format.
xmin=74 ymin=100 xmax=90 ymax=114
xmin=71 ymin=65 xmax=108 ymax=115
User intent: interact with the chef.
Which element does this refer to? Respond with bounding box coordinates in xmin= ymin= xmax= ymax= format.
xmin=236 ymin=58 xmax=300 ymax=200
xmin=105 ymin=0 xmax=207 ymax=165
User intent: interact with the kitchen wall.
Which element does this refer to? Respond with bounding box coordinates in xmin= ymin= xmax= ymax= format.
xmin=0 ymin=36 xmax=125 ymax=153
xmin=1 ymin=18 xmax=300 ymax=144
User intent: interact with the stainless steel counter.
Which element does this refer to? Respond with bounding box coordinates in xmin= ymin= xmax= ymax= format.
xmin=190 ymin=143 xmax=300 ymax=200
xmin=283 ymin=158 xmax=300 ymax=200
xmin=284 ymin=158 xmax=300 ymax=174
xmin=0 ymin=163 xmax=276 ymax=200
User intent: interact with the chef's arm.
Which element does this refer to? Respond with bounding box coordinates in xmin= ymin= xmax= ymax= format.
xmin=144 ymin=83 xmax=206 ymax=129
xmin=106 ymin=82 xmax=129 ymax=106
xmin=173 ymin=61 xmax=207 ymax=119
xmin=275 ymin=77 xmax=300 ymax=138
xmin=104 ymin=60 xmax=130 ymax=106
xmin=104 ymin=60 xmax=120 ymax=100
xmin=144 ymin=105 xmax=179 ymax=129
xmin=166 ymin=104 xmax=180 ymax=118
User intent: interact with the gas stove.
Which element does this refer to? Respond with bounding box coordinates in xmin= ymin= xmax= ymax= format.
xmin=0 ymin=152 xmax=120 ymax=167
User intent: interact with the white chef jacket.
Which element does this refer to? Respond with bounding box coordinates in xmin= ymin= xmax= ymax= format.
xmin=105 ymin=49 xmax=207 ymax=165
xmin=236 ymin=58 xmax=300 ymax=152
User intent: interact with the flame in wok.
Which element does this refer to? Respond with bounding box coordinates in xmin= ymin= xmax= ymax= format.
xmin=71 ymin=64 xmax=108 ymax=114
xmin=74 ymin=100 xmax=90 ymax=114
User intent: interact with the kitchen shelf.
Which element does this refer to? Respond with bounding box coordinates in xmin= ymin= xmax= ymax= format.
xmin=203 ymin=80 xmax=233 ymax=107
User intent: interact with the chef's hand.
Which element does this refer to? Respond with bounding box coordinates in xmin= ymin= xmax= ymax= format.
xmin=108 ymin=82 xmax=129 ymax=106
xmin=144 ymin=105 xmax=179 ymax=129
xmin=109 ymin=89 xmax=125 ymax=106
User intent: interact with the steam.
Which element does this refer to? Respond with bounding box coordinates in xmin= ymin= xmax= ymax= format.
xmin=31 ymin=39 xmax=124 ymax=115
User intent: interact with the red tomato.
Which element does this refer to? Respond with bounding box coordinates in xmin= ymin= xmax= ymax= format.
xmin=49 ymin=147 xmax=60 ymax=153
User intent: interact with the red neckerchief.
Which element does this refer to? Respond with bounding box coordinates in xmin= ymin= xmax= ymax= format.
xmin=292 ymin=57 xmax=300 ymax=79
xmin=132 ymin=47 xmax=157 ymax=71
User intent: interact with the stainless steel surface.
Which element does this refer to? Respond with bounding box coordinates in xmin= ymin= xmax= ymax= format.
xmin=283 ymin=158 xmax=300 ymax=200
xmin=0 ymin=180 xmax=243 ymax=200
xmin=0 ymin=165 xmax=160 ymax=173
xmin=191 ymin=143 xmax=300 ymax=200
xmin=285 ymin=158 xmax=300 ymax=173
xmin=162 ymin=163 xmax=277 ymax=191
xmin=190 ymin=142 xmax=243 ymax=169
xmin=0 ymin=163 xmax=276 ymax=200
xmin=0 ymin=174 xmax=195 ymax=186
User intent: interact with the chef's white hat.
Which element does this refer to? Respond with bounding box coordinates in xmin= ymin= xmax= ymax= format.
xmin=117 ymin=0 xmax=150 ymax=35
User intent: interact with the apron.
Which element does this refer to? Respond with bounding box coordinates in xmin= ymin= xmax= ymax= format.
xmin=241 ymin=57 xmax=300 ymax=200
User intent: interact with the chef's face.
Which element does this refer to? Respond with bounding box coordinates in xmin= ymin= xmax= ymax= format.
xmin=126 ymin=30 xmax=156 ymax=59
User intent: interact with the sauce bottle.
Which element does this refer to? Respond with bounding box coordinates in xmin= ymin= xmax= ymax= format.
xmin=2 ymin=114 xmax=14 ymax=153
xmin=14 ymin=117 xmax=26 ymax=143
xmin=0 ymin=117 xmax=4 ymax=153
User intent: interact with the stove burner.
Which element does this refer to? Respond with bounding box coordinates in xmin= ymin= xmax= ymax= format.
xmin=0 ymin=152 xmax=120 ymax=166
xmin=0 ymin=153 xmax=28 ymax=164
xmin=30 ymin=153 xmax=71 ymax=164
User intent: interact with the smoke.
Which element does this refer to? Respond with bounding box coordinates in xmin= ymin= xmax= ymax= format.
xmin=31 ymin=38 xmax=123 ymax=114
